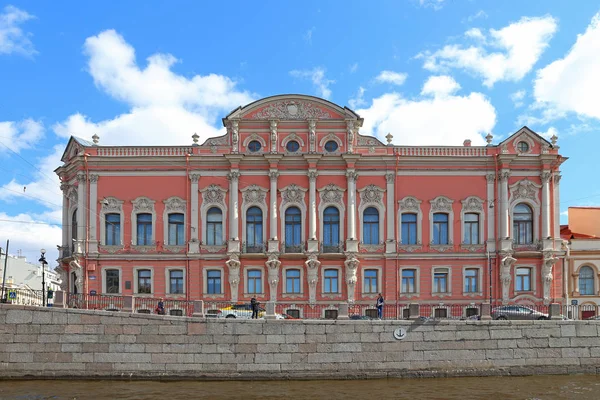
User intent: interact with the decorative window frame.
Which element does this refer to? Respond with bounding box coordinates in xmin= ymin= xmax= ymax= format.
xmin=244 ymin=265 xmax=265 ymax=295
xmin=165 ymin=267 xmax=186 ymax=296
xmin=431 ymin=266 xmax=452 ymax=297
xmin=460 ymin=196 xmax=485 ymax=249
xmin=203 ymin=267 xmax=225 ymax=298
xmin=242 ymin=133 xmax=267 ymax=154
xmin=574 ymin=262 xmax=599 ymax=296
xmin=163 ymin=196 xmax=186 ymax=247
xmin=131 ymin=197 xmax=156 ymax=247
xmin=321 ymin=266 xmax=343 ymax=297
xmin=398 ymin=196 xmax=423 ymax=250
xmin=200 ymin=184 xmax=228 ymax=246
xmin=282 ymin=266 xmax=304 ymax=296
xmin=318 ymin=184 xmax=346 ymax=247
xmin=279 ymin=184 xmax=308 ymax=247
xmin=361 ymin=266 xmax=382 ymax=296
xmin=462 ymin=265 xmax=483 ymax=297
xmin=509 ymin=179 xmax=541 ymax=243
xmin=67 ymin=187 xmax=78 ymax=246
xmin=281 ymin=132 xmax=305 ymax=154
xmin=99 ymin=197 xmax=124 ymax=247
xmin=514 ymin=264 xmax=537 ymax=293
xmin=240 ymin=184 xmax=268 ymax=248
xmin=133 ymin=266 xmax=154 ymax=295
xmin=319 ymin=133 xmax=343 ymax=154
xmin=429 ymin=196 xmax=454 ymax=249
xmin=399 ymin=266 xmax=420 ymax=298
xmin=513 ymin=134 xmax=535 ymax=155
xmin=358 ymin=184 xmax=385 ymax=247
xmin=101 ymin=266 xmax=122 ymax=294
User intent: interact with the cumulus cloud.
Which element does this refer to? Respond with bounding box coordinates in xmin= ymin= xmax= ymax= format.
xmin=0 ymin=5 xmax=36 ymax=56
xmin=511 ymin=90 xmax=526 ymax=108
xmin=533 ymin=12 xmax=600 ymax=120
xmin=419 ymin=16 xmax=557 ymax=87
xmin=418 ymin=0 xmax=445 ymax=11
xmin=289 ymin=67 xmax=334 ymax=99
xmin=348 ymin=86 xmax=366 ymax=109
xmin=375 ymin=70 xmax=408 ymax=86
xmin=357 ymin=76 xmax=496 ymax=146
xmin=0 ymin=119 xmax=44 ymax=153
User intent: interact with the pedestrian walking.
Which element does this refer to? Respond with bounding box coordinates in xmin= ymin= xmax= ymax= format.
xmin=156 ymin=298 xmax=165 ymax=315
xmin=250 ymin=297 xmax=259 ymax=319
xmin=376 ymin=293 xmax=384 ymax=319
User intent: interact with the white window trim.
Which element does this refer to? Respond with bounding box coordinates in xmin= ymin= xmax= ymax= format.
xmin=358 ymin=185 xmax=385 ymax=246
xmin=165 ymin=267 xmax=186 ymax=296
xmin=574 ymin=263 xmax=599 ymax=296
xmin=163 ymin=197 xmax=186 ymax=246
xmin=281 ymin=132 xmax=306 ymax=149
xmin=361 ymin=266 xmax=382 ymax=295
xmin=279 ymin=185 xmax=308 ymax=249
xmin=319 ymin=204 xmax=345 ymax=248
xmin=101 ymin=266 xmax=122 ymax=294
xmin=242 ymin=133 xmax=267 ymax=153
xmin=460 ymin=196 xmax=485 ymax=246
xmin=429 ymin=196 xmax=454 ymax=246
xmin=319 ymin=133 xmax=344 ymax=153
xmin=200 ymin=185 xmax=228 ymax=246
xmin=514 ymin=264 xmax=537 ymax=293
xmin=431 ymin=266 xmax=452 ymax=296
xmin=462 ymin=265 xmax=483 ymax=296
xmin=68 ymin=206 xmax=77 ymax=246
xmin=398 ymin=197 xmax=423 ymax=246
xmin=133 ymin=266 xmax=154 ymax=295
xmin=509 ymin=199 xmax=540 ymax=244
xmin=400 ymin=266 xmax=420 ymax=297
xmin=244 ymin=265 xmax=265 ymax=295
xmin=240 ymin=185 xmax=268 ymax=250
xmin=282 ymin=266 xmax=304 ymax=295
xmin=131 ymin=197 xmax=156 ymax=246
xmin=321 ymin=266 xmax=342 ymax=295
xmin=203 ymin=266 xmax=225 ymax=297
xmin=99 ymin=197 xmax=124 ymax=246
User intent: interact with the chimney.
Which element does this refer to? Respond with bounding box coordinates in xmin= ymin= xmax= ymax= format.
xmin=463 ymin=139 xmax=472 ymax=147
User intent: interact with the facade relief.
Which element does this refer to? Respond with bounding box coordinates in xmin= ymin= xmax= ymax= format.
xmin=305 ymin=254 xmax=321 ymax=305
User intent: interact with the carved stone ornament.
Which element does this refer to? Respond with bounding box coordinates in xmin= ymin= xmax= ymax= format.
xmin=241 ymin=184 xmax=267 ymax=206
xmin=318 ymin=184 xmax=345 ymax=207
xmin=461 ymin=196 xmax=484 ymax=213
xmin=305 ymin=253 xmax=321 ymax=305
xmin=307 ymin=171 xmax=318 ymax=181
xmin=282 ymin=132 xmax=305 ymax=150
xmin=359 ymin=184 xmax=384 ymax=206
xmin=486 ymin=173 xmax=496 ymax=182
xmin=201 ymin=184 xmax=226 ymax=207
xmin=399 ymin=196 xmax=421 ymax=212
xmin=227 ymin=171 xmax=241 ymax=181
xmin=499 ymin=171 xmax=511 ymax=182
xmin=226 ymin=253 xmax=241 ymax=303
xmin=243 ymin=133 xmax=266 ymax=150
xmin=500 ymin=252 xmax=517 ymax=303
xmin=344 ymin=254 xmax=359 ymax=302
xmin=542 ymin=252 xmax=558 ymax=304
xmin=386 ymin=173 xmax=395 ymax=184
xmin=430 ymin=196 xmax=453 ymax=212
xmin=269 ymin=171 xmax=279 ymax=181
xmin=270 ymin=121 xmax=278 ymax=152
xmin=266 ymin=253 xmax=281 ymax=301
xmin=346 ymin=121 xmax=355 ymax=153
xmin=249 ymin=100 xmax=332 ymax=120
xmin=319 ymin=133 xmax=342 ymax=150
xmin=189 ymin=173 xmax=200 ymax=183
xmin=345 ymin=170 xmax=359 ymax=182
xmin=540 ymin=171 xmax=552 ymax=184
xmin=280 ymin=184 xmax=307 ymax=206
xmin=68 ymin=187 xmax=78 ymax=204
xmin=132 ymin=197 xmax=155 ymax=213
xmin=510 ymin=179 xmax=540 ymax=203
xmin=89 ymin=174 xmax=99 ymax=184
xmin=205 ymin=133 xmax=229 ymax=147
xmin=164 ymin=196 xmax=186 ymax=212
xmin=308 ymin=120 xmax=316 ymax=152
xmin=357 ymin=135 xmax=382 ymax=147
xmin=101 ymin=197 xmax=123 ymax=213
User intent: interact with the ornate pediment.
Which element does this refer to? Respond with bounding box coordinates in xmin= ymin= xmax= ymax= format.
xmin=318 ymin=184 xmax=345 ymax=207
xmin=200 ymin=184 xmax=227 ymax=208
xmin=245 ymin=100 xmax=337 ymax=120
xmin=280 ymin=184 xmax=307 ymax=206
xmin=461 ymin=196 xmax=484 ymax=213
xmin=102 ymin=197 xmax=123 ymax=213
xmin=358 ymin=184 xmax=384 ymax=206
xmin=132 ymin=197 xmax=155 ymax=213
xmin=509 ymin=179 xmax=541 ymax=204
xmin=164 ymin=196 xmax=186 ymax=212
xmin=430 ymin=196 xmax=454 ymax=212
xmin=399 ymin=196 xmax=421 ymax=212
xmin=241 ymin=184 xmax=267 ymax=206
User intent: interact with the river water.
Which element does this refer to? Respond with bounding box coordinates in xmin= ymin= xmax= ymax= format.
xmin=1 ymin=375 xmax=599 ymax=400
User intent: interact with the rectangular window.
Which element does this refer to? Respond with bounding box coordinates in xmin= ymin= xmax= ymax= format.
xmin=463 ymin=213 xmax=480 ymax=245
xmin=105 ymin=269 xmax=119 ymax=294
xmin=401 ymin=213 xmax=417 ymax=245
xmin=136 ymin=213 xmax=153 ymax=246
xmin=286 ymin=269 xmax=301 ymax=294
xmin=169 ymin=270 xmax=184 ymax=294
xmin=105 ymin=214 xmax=120 ymax=246
xmin=363 ymin=269 xmax=378 ymax=294
xmin=247 ymin=270 xmax=262 ymax=294
xmin=137 ymin=269 xmax=151 ymax=294
xmin=516 ymin=267 xmax=531 ymax=291
xmin=401 ymin=269 xmax=416 ymax=293
xmin=324 ymin=269 xmax=339 ymax=293
xmin=432 ymin=213 xmax=449 ymax=245
xmin=168 ymin=213 xmax=185 ymax=246
xmin=207 ymin=270 xmax=221 ymax=294
xmin=433 ymin=269 xmax=448 ymax=293
xmin=464 ymin=269 xmax=478 ymax=293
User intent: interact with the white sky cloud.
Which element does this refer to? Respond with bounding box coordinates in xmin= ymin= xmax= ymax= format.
xmin=464 ymin=10 xmax=488 ymax=23
xmin=420 ymin=75 xmax=460 ymax=97
xmin=348 ymin=86 xmax=366 ymax=109
xmin=375 ymin=71 xmax=408 ymax=86
xmin=419 ymin=15 xmax=557 ymax=87
xmin=357 ymin=77 xmax=496 ymax=146
xmin=533 ymin=12 xmax=600 ymax=120
xmin=0 ymin=119 xmax=44 ymax=153
xmin=303 ymin=27 xmax=315 ymax=44
xmin=418 ymin=0 xmax=445 ymax=11
xmin=0 ymin=5 xmax=36 ymax=56
xmin=289 ymin=67 xmax=334 ymax=99
xmin=511 ymin=90 xmax=526 ymax=108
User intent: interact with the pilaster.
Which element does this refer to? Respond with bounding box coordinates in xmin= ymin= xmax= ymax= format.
xmin=60 ymin=182 xmax=69 ymax=258
xmin=227 ymin=170 xmax=240 ymax=253
xmin=541 ymin=170 xmax=552 ymax=249
xmin=268 ymin=170 xmax=280 ymax=252
xmin=88 ymin=174 xmax=99 ymax=253
xmin=346 ymin=170 xmax=358 ymax=253
xmin=75 ymin=172 xmax=86 ymax=254
xmin=189 ymin=173 xmax=200 ymax=253
xmin=486 ymin=173 xmax=496 ymax=252
xmin=498 ymin=170 xmax=512 ymax=252
xmin=307 ymin=170 xmax=319 ymax=253
xmin=385 ymin=172 xmax=396 ymax=253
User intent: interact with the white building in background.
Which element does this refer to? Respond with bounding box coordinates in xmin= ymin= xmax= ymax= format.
xmin=0 ymin=253 xmax=62 ymax=303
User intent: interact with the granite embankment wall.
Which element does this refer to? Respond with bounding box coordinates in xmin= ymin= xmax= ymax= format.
xmin=2 ymin=304 xmax=600 ymax=380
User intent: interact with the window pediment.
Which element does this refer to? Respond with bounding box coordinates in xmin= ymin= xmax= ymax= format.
xmin=358 ymin=184 xmax=384 ymax=206
xmin=132 ymin=197 xmax=155 ymax=213
xmin=430 ymin=196 xmax=454 ymax=212
xmin=241 ymin=184 xmax=268 ymax=206
xmin=399 ymin=196 xmax=422 ymax=212
xmin=101 ymin=197 xmax=123 ymax=213
xmin=318 ymin=184 xmax=345 ymax=208
xmin=200 ymin=184 xmax=227 ymax=209
xmin=164 ymin=196 xmax=186 ymax=213
xmin=461 ymin=196 xmax=484 ymax=213
xmin=280 ymin=184 xmax=307 ymax=207
xmin=509 ymin=179 xmax=541 ymax=204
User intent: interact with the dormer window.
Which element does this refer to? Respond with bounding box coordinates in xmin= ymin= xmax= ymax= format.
xmin=324 ymin=140 xmax=338 ymax=152
xmin=517 ymin=141 xmax=529 ymax=153
xmin=248 ymin=140 xmax=262 ymax=152
xmin=286 ymin=140 xmax=300 ymax=152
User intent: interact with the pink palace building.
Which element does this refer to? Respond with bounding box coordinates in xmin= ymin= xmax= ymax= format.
xmin=55 ymin=94 xmax=567 ymax=315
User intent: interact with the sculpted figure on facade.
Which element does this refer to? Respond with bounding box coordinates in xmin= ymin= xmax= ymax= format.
xmin=346 ymin=121 xmax=355 ymax=154
xmin=500 ymin=252 xmax=517 ymax=303
xmin=226 ymin=253 xmax=241 ymax=303
xmin=305 ymin=253 xmax=321 ymax=305
xmin=230 ymin=120 xmax=239 ymax=153
xmin=308 ymin=120 xmax=316 ymax=152
xmin=265 ymin=253 xmax=281 ymax=301
xmin=542 ymin=252 xmax=558 ymax=304
xmin=344 ymin=254 xmax=359 ymax=303
xmin=270 ymin=120 xmax=278 ymax=153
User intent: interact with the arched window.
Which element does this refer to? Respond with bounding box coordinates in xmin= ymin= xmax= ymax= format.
xmin=168 ymin=213 xmax=184 ymax=246
xmin=579 ymin=266 xmax=595 ymax=295
xmin=136 ymin=213 xmax=153 ymax=245
xmin=401 ymin=213 xmax=417 ymax=245
xmin=285 ymin=207 xmax=302 ymax=252
xmin=513 ymin=203 xmax=533 ymax=244
xmin=323 ymin=206 xmax=340 ymax=252
xmin=432 ymin=213 xmax=449 ymax=245
xmin=206 ymin=207 xmax=223 ymax=246
xmin=246 ymin=206 xmax=263 ymax=253
xmin=363 ymin=207 xmax=379 ymax=245
xmin=71 ymin=209 xmax=78 ymax=251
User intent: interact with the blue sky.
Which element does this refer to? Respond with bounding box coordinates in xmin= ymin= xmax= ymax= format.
xmin=1 ymin=0 xmax=599 ymax=264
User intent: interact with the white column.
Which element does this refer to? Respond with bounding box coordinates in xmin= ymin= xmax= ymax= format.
xmin=269 ymin=171 xmax=279 ymax=240
xmin=553 ymin=174 xmax=561 ymax=239
xmin=486 ymin=173 xmax=496 ymax=250
xmin=88 ymin=174 xmax=98 ymax=253
xmin=346 ymin=170 xmax=358 ymax=240
xmin=541 ymin=171 xmax=552 ymax=239
xmin=189 ymin=173 xmax=200 ymax=252
xmin=60 ymin=183 xmax=69 ymax=257
xmin=228 ymin=170 xmax=240 ymax=240
xmin=499 ymin=170 xmax=510 ymax=239
xmin=308 ymin=170 xmax=318 ymax=240
xmin=385 ymin=172 xmax=395 ymax=241
xmin=76 ymin=172 xmax=86 ymax=253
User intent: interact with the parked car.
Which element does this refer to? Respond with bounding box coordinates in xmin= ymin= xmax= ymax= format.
xmin=215 ymin=303 xmax=266 ymax=319
xmin=491 ymin=305 xmax=549 ymax=320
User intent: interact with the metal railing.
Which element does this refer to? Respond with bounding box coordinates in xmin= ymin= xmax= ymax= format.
xmin=242 ymin=242 xmax=266 ymax=254
xmin=321 ymin=242 xmax=344 ymax=254
xmin=282 ymin=242 xmax=305 ymax=254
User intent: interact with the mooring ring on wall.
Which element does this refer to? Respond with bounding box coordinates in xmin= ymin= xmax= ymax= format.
xmin=393 ymin=327 xmax=407 ymax=340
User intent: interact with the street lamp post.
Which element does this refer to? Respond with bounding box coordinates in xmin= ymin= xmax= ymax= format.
xmin=39 ymin=249 xmax=47 ymax=307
